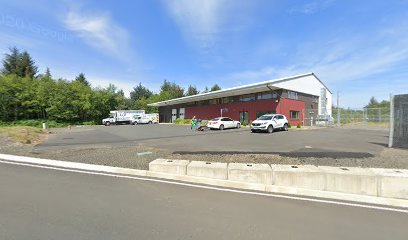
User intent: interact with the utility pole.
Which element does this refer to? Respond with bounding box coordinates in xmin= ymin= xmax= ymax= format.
xmin=337 ymin=91 xmax=340 ymax=127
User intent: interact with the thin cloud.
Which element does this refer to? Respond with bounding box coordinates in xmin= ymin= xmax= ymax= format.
xmin=221 ymin=22 xmax=408 ymax=107
xmin=63 ymin=8 xmax=130 ymax=59
xmin=164 ymin=0 xmax=227 ymax=51
xmin=163 ymin=0 xmax=257 ymax=53
xmin=289 ymin=0 xmax=335 ymax=15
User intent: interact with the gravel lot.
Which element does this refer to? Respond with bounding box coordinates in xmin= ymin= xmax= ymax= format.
xmin=1 ymin=124 xmax=408 ymax=170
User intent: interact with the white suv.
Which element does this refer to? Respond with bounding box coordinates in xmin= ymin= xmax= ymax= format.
xmin=250 ymin=114 xmax=289 ymax=133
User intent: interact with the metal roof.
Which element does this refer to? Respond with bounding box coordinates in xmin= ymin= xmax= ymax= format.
xmin=148 ymin=72 xmax=331 ymax=107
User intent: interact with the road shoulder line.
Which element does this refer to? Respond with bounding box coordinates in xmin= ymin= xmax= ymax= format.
xmin=0 ymin=153 xmax=407 ymax=212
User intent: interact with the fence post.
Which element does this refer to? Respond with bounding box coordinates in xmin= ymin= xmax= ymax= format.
xmin=337 ymin=91 xmax=340 ymax=127
xmin=388 ymin=94 xmax=394 ymax=148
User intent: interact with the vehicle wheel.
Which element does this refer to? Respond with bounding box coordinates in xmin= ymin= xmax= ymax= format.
xmin=267 ymin=125 xmax=274 ymax=133
xmin=148 ymin=121 xmax=152 ymax=124
xmin=283 ymin=123 xmax=288 ymax=131
xmin=236 ymin=123 xmax=241 ymax=129
xmin=105 ymin=121 xmax=110 ymax=126
xmin=219 ymin=124 xmax=224 ymax=130
xmin=251 ymin=129 xmax=256 ymax=133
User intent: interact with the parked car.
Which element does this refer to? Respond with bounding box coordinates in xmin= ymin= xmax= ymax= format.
xmin=207 ymin=117 xmax=241 ymax=130
xmin=250 ymin=114 xmax=289 ymax=133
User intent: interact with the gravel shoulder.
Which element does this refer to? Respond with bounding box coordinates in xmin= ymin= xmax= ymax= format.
xmin=1 ymin=125 xmax=408 ymax=170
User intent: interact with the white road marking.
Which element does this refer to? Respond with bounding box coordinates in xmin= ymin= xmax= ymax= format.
xmin=0 ymin=159 xmax=407 ymax=214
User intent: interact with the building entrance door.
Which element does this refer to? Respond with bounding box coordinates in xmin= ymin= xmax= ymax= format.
xmin=171 ymin=109 xmax=177 ymax=123
xmin=239 ymin=111 xmax=249 ymax=125
xmin=179 ymin=108 xmax=185 ymax=119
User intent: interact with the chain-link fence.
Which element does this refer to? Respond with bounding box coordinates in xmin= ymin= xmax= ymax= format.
xmin=300 ymin=107 xmax=390 ymax=128
xmin=302 ymin=109 xmax=333 ymax=127
xmin=332 ymin=107 xmax=390 ymax=129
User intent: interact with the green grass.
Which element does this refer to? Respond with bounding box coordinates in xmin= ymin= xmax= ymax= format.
xmin=0 ymin=120 xmax=98 ymax=128
xmin=0 ymin=126 xmax=47 ymax=144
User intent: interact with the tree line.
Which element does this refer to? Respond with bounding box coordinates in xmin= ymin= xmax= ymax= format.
xmin=0 ymin=47 xmax=222 ymax=124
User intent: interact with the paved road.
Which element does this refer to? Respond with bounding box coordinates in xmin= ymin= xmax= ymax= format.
xmin=38 ymin=125 xmax=388 ymax=156
xmin=1 ymin=161 xmax=407 ymax=240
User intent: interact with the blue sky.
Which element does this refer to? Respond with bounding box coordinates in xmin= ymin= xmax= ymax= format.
xmin=1 ymin=0 xmax=407 ymax=108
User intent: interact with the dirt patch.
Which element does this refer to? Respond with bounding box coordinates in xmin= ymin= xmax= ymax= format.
xmin=0 ymin=127 xmax=48 ymax=144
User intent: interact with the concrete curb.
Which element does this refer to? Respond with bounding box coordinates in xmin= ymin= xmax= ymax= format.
xmin=0 ymin=153 xmax=407 ymax=209
xmin=0 ymin=153 xmax=147 ymax=177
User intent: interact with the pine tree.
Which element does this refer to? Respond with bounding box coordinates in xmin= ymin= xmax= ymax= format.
xmin=130 ymin=83 xmax=153 ymax=100
xmin=210 ymin=84 xmax=221 ymax=92
xmin=203 ymin=86 xmax=209 ymax=93
xmin=186 ymin=85 xmax=199 ymax=96
xmin=1 ymin=48 xmax=38 ymax=78
xmin=45 ymin=67 xmax=51 ymax=78
xmin=75 ymin=73 xmax=90 ymax=86
xmin=19 ymin=51 xmax=38 ymax=78
xmin=2 ymin=47 xmax=20 ymax=76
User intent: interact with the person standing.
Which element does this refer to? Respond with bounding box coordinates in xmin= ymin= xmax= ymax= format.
xmin=191 ymin=116 xmax=197 ymax=130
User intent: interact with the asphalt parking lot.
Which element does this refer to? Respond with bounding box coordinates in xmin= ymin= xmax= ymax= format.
xmin=3 ymin=124 xmax=407 ymax=170
xmin=38 ymin=124 xmax=388 ymax=157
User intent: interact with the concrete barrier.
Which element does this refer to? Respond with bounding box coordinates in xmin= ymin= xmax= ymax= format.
xmin=228 ymin=163 xmax=272 ymax=184
xmin=187 ymin=161 xmax=228 ymax=180
xmin=371 ymin=168 xmax=408 ymax=200
xmin=149 ymin=159 xmax=189 ymax=175
xmin=272 ymin=165 xmax=326 ymax=190
xmin=319 ymin=166 xmax=377 ymax=196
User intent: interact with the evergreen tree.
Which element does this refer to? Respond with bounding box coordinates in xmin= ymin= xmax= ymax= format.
xmin=45 ymin=67 xmax=51 ymax=78
xmin=1 ymin=48 xmax=38 ymax=78
xmin=75 ymin=73 xmax=90 ymax=86
xmin=203 ymin=86 xmax=209 ymax=93
xmin=19 ymin=51 xmax=38 ymax=78
xmin=186 ymin=85 xmax=199 ymax=96
xmin=2 ymin=47 xmax=20 ymax=76
xmin=130 ymin=83 xmax=153 ymax=100
xmin=159 ymin=79 xmax=184 ymax=99
xmin=210 ymin=84 xmax=221 ymax=92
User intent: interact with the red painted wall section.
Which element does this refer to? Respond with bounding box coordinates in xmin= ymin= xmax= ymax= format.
xmin=185 ymin=100 xmax=278 ymax=122
xmin=279 ymin=98 xmax=305 ymax=126
xmin=185 ymin=98 xmax=305 ymax=125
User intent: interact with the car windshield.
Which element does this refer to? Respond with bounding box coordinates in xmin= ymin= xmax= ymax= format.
xmin=210 ymin=118 xmax=221 ymax=121
xmin=257 ymin=116 xmax=273 ymax=120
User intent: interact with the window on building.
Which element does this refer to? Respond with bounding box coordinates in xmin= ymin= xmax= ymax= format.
xmin=209 ymin=98 xmax=220 ymax=105
xmin=222 ymin=97 xmax=233 ymax=104
xmin=290 ymin=111 xmax=299 ymax=120
xmin=257 ymin=92 xmax=277 ymax=100
xmin=197 ymin=100 xmax=208 ymax=106
xmin=288 ymin=91 xmax=298 ymax=100
xmin=239 ymin=94 xmax=256 ymax=102
xmin=312 ymin=96 xmax=319 ymax=103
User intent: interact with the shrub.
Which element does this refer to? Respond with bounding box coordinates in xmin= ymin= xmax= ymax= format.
xmin=174 ymin=118 xmax=191 ymax=125
xmin=287 ymin=122 xmax=292 ymax=128
xmin=242 ymin=120 xmax=247 ymax=126
xmin=82 ymin=121 xmax=97 ymax=126
xmin=297 ymin=123 xmax=301 ymax=128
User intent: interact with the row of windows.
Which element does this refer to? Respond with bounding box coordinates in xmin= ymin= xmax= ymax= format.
xmin=185 ymin=90 xmax=316 ymax=107
xmin=189 ymin=91 xmax=282 ymax=107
